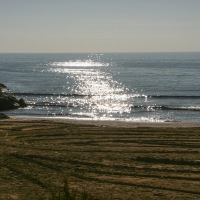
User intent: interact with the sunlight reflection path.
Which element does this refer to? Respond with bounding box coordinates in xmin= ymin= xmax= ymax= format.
xmin=49 ymin=58 xmax=132 ymax=117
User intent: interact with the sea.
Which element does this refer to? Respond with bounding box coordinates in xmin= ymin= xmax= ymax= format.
xmin=0 ymin=52 xmax=200 ymax=122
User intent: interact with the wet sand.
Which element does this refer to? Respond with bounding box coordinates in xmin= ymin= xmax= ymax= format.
xmin=1 ymin=118 xmax=200 ymax=199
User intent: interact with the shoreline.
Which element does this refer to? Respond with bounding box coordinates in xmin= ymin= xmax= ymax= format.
xmin=6 ymin=116 xmax=200 ymax=128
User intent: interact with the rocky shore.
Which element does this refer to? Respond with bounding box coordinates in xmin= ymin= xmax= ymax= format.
xmin=0 ymin=83 xmax=26 ymax=119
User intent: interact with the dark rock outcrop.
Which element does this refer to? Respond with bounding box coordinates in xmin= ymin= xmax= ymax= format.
xmin=0 ymin=83 xmax=27 ymax=111
xmin=0 ymin=83 xmax=6 ymax=89
xmin=0 ymin=113 xmax=9 ymax=119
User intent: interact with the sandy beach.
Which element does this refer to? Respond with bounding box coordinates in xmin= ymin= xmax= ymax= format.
xmin=1 ymin=118 xmax=200 ymax=199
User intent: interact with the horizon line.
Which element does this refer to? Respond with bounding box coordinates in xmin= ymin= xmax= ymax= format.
xmin=0 ymin=51 xmax=200 ymax=54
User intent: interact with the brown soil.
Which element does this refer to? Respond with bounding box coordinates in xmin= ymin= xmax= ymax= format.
xmin=0 ymin=119 xmax=200 ymax=200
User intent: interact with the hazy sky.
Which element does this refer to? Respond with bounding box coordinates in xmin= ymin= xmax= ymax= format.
xmin=0 ymin=0 xmax=200 ymax=53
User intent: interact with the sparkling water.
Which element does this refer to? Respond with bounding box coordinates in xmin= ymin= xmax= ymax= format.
xmin=0 ymin=52 xmax=200 ymax=122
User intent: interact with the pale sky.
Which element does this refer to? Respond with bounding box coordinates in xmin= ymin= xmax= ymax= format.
xmin=0 ymin=0 xmax=200 ymax=53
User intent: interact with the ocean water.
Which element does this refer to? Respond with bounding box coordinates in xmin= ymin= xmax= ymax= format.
xmin=0 ymin=52 xmax=200 ymax=122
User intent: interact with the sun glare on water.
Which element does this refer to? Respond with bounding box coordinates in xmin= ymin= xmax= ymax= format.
xmin=48 ymin=58 xmax=132 ymax=116
xmin=52 ymin=59 xmax=110 ymax=67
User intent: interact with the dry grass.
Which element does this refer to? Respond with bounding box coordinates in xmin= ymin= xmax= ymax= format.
xmin=51 ymin=177 xmax=94 ymax=200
